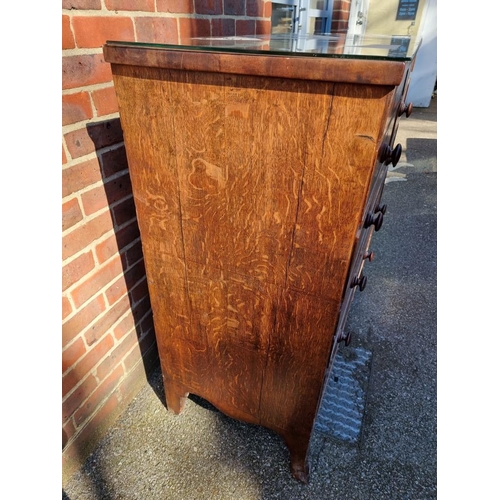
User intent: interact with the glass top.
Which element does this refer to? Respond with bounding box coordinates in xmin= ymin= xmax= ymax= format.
xmin=109 ymin=33 xmax=420 ymax=62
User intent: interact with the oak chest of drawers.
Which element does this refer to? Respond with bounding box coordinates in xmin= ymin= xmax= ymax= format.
xmin=104 ymin=34 xmax=418 ymax=483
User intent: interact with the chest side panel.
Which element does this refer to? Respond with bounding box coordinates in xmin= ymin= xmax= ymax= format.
xmin=111 ymin=64 xmax=395 ymax=426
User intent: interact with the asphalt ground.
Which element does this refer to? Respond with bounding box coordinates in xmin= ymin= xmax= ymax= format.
xmin=63 ymin=95 xmax=437 ymax=500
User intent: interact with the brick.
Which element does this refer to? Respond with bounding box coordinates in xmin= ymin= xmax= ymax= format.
xmin=63 ymin=296 xmax=73 ymax=320
xmin=135 ymin=301 xmax=152 ymax=326
xmin=156 ymin=0 xmax=193 ymax=13
xmin=247 ymin=0 xmax=264 ymax=17
xmin=63 ymin=91 xmax=93 ymax=126
xmin=211 ymin=18 xmax=235 ymax=37
xmin=71 ymin=256 xmax=123 ymax=309
xmin=111 ymin=196 xmax=136 ymax=227
xmin=115 ymin=219 xmax=141 ymax=250
xmin=194 ymin=0 xmax=222 ymax=15
xmin=134 ymin=17 xmax=178 ymax=44
xmin=63 ymin=0 xmax=101 ymax=9
xmin=63 ymin=15 xmax=75 ymax=49
xmin=96 ymin=331 xmax=137 ymax=381
xmin=72 ymin=16 xmax=134 ymax=49
xmin=84 ymin=294 xmax=131 ymax=346
xmin=178 ymin=17 xmax=210 ymax=39
xmin=95 ymin=234 xmax=119 ymax=264
xmin=63 ymin=333 xmax=115 ymax=399
xmin=63 ymin=295 xmax=106 ymax=348
xmin=113 ymin=312 xmax=136 ymax=340
xmin=64 ymin=119 xmax=123 ymax=159
xmin=62 ymin=419 xmax=76 ymax=449
xmin=62 ymin=210 xmax=114 ymax=260
xmin=264 ymin=0 xmax=272 ymax=17
xmin=62 ymin=370 xmax=80 ymax=399
xmin=63 ymin=251 xmax=95 ymax=291
xmin=99 ymin=145 xmax=128 ymax=178
xmin=105 ymin=0 xmax=155 ymax=11
xmin=123 ymin=334 xmax=158 ymax=375
xmin=62 ymin=198 xmax=83 ymax=232
xmin=63 ymin=337 xmax=87 ymax=374
xmin=105 ymin=274 xmax=128 ymax=306
xmin=106 ymin=260 xmax=146 ymax=305
xmin=256 ymin=19 xmax=271 ymax=35
xmin=91 ymin=86 xmax=119 ymax=117
xmin=126 ymin=259 xmax=147 ymax=292
xmin=337 ymin=0 xmax=351 ymax=11
xmin=331 ymin=19 xmax=348 ymax=32
xmin=334 ymin=8 xmax=350 ymax=23
xmin=131 ymin=276 xmax=149 ymax=305
xmin=62 ymin=157 xmax=102 ymax=198
xmin=139 ymin=327 xmax=156 ymax=352
xmin=63 ymin=53 xmax=112 ymax=90
xmin=224 ymin=0 xmax=244 ymax=15
xmin=62 ymin=373 xmax=98 ymax=422
xmin=95 ymin=221 xmax=140 ymax=263
xmin=236 ymin=19 xmax=255 ymax=36
xmin=80 ymin=184 xmax=107 ymax=216
xmin=74 ymin=364 xmax=124 ymax=427
xmin=121 ymin=342 xmax=141 ymax=374
xmin=132 ymin=294 xmax=151 ymax=322
xmin=125 ymin=240 xmax=144 ymax=268
xmin=81 ymin=173 xmax=132 ymax=216
xmin=139 ymin=311 xmax=154 ymax=337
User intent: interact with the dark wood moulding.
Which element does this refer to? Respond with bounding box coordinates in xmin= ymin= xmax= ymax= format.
xmin=103 ymin=41 xmax=406 ymax=86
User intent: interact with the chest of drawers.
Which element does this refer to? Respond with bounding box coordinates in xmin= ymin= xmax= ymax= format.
xmin=104 ymin=35 xmax=417 ymax=483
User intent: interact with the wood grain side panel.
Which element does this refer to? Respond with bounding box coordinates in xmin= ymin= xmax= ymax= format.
xmin=286 ymin=83 xmax=394 ymax=299
xmin=259 ymin=291 xmax=339 ymax=434
xmin=258 ymin=84 xmax=395 ymax=436
xmin=111 ymin=68 xmax=193 ymax=346
xmin=111 ymin=64 xmax=397 ymax=440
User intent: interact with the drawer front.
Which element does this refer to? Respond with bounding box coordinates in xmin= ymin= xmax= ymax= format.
xmin=335 ymin=225 xmax=375 ymax=342
xmin=361 ymin=63 xmax=413 ymax=241
xmin=334 ymin=62 xmax=413 ymax=347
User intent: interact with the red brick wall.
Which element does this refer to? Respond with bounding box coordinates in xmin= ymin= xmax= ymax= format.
xmin=62 ymin=0 xmax=272 ymax=484
xmin=331 ymin=0 xmax=352 ymax=33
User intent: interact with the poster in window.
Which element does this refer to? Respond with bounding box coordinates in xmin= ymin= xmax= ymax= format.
xmin=396 ymin=0 xmax=419 ymax=21
xmin=389 ymin=36 xmax=411 ymax=57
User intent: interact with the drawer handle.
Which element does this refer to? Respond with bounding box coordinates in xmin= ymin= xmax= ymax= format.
xmin=363 ymin=251 xmax=375 ymax=262
xmin=364 ymin=212 xmax=384 ymax=231
xmin=375 ymin=203 xmax=387 ymax=215
xmin=398 ymin=101 xmax=413 ymax=118
xmin=339 ymin=331 xmax=352 ymax=346
xmin=379 ymin=143 xmax=402 ymax=167
xmin=351 ymin=274 xmax=367 ymax=291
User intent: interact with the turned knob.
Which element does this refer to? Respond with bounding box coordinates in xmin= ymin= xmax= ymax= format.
xmin=364 ymin=212 xmax=384 ymax=231
xmin=375 ymin=203 xmax=387 ymax=215
xmin=398 ymin=101 xmax=413 ymax=117
xmin=339 ymin=331 xmax=352 ymax=346
xmin=363 ymin=251 xmax=375 ymax=262
xmin=351 ymin=274 xmax=367 ymax=291
xmin=379 ymin=143 xmax=402 ymax=167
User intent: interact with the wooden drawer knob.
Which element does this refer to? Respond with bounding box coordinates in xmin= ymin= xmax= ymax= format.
xmin=364 ymin=212 xmax=384 ymax=231
xmin=351 ymin=274 xmax=367 ymax=291
xmin=379 ymin=143 xmax=402 ymax=166
xmin=339 ymin=331 xmax=352 ymax=346
xmin=363 ymin=251 xmax=375 ymax=262
xmin=398 ymin=101 xmax=413 ymax=117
